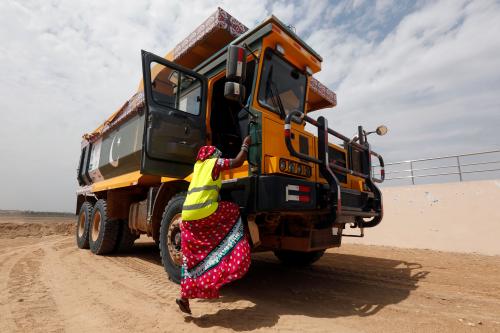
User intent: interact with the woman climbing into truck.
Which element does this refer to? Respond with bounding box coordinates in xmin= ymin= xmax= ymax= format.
xmin=175 ymin=135 xmax=252 ymax=315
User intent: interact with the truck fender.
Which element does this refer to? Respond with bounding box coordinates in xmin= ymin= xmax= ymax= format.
xmin=75 ymin=194 xmax=98 ymax=215
xmin=151 ymin=180 xmax=189 ymax=242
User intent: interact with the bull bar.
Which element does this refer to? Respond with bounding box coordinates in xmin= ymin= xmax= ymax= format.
xmin=284 ymin=111 xmax=384 ymax=227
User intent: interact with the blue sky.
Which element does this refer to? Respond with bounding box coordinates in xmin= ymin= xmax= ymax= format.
xmin=1 ymin=0 xmax=499 ymax=211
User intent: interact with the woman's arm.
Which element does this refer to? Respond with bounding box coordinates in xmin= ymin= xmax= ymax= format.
xmin=211 ymin=136 xmax=252 ymax=180
xmin=230 ymin=135 xmax=251 ymax=168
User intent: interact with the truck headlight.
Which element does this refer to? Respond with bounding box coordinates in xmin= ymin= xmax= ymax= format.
xmin=305 ymin=166 xmax=312 ymax=177
xmin=279 ymin=159 xmax=287 ymax=172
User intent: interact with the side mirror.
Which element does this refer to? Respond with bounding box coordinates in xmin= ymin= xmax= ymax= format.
xmin=226 ymin=45 xmax=247 ymax=82
xmin=224 ymin=82 xmax=246 ymax=103
xmin=376 ymin=125 xmax=388 ymax=136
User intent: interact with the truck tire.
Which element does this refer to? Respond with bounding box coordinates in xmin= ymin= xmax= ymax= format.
xmin=114 ymin=220 xmax=138 ymax=253
xmin=273 ymin=249 xmax=325 ymax=266
xmin=89 ymin=199 xmax=119 ymax=255
xmin=159 ymin=192 xmax=186 ymax=284
xmin=76 ymin=202 xmax=92 ymax=249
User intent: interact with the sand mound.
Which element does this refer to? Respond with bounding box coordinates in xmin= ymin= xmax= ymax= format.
xmin=0 ymin=212 xmax=75 ymax=238
xmin=0 ymin=222 xmax=75 ymax=238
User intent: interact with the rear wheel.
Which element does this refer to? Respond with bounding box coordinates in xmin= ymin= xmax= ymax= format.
xmin=273 ymin=249 xmax=325 ymax=266
xmin=114 ymin=220 xmax=139 ymax=253
xmin=89 ymin=199 xmax=119 ymax=255
xmin=76 ymin=202 xmax=92 ymax=249
xmin=159 ymin=192 xmax=186 ymax=284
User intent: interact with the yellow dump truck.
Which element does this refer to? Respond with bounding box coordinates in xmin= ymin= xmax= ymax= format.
xmin=75 ymin=8 xmax=386 ymax=283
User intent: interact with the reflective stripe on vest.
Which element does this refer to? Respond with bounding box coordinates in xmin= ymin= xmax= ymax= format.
xmin=186 ymin=185 xmax=220 ymax=195
xmin=181 ymin=158 xmax=221 ymax=221
xmin=182 ymin=199 xmax=217 ymax=210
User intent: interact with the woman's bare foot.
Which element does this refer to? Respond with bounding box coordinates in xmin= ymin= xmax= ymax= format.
xmin=176 ymin=298 xmax=191 ymax=314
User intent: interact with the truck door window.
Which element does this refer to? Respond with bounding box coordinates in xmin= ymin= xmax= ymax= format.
xmin=150 ymin=63 xmax=201 ymax=115
xmin=258 ymin=49 xmax=306 ymax=116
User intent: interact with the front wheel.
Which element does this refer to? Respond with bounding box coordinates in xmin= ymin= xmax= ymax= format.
xmin=159 ymin=193 xmax=186 ymax=284
xmin=273 ymin=249 xmax=325 ymax=266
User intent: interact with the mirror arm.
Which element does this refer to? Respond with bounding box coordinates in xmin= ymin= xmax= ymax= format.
xmin=241 ymin=104 xmax=257 ymax=120
xmin=242 ymin=43 xmax=259 ymax=62
xmin=352 ymin=125 xmax=388 ymax=143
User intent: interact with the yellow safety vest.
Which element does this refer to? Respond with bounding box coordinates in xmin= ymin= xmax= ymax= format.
xmin=181 ymin=158 xmax=221 ymax=221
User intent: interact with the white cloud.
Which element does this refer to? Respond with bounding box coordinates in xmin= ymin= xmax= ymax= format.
xmin=0 ymin=0 xmax=498 ymax=211
xmin=0 ymin=0 xmax=267 ymax=212
xmin=308 ymin=0 xmax=500 ymax=162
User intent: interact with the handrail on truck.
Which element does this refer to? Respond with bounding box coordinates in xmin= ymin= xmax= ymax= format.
xmin=283 ymin=111 xmax=385 ymax=183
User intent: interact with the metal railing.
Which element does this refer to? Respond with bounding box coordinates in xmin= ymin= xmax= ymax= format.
xmin=373 ymin=149 xmax=500 ymax=185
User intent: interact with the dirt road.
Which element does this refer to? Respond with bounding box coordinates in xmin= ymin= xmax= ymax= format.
xmin=1 ymin=218 xmax=500 ymax=332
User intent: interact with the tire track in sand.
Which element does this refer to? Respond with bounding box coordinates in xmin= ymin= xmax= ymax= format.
xmin=7 ymin=248 xmax=64 ymax=332
xmin=39 ymin=238 xmax=149 ymax=332
xmin=103 ymin=255 xmax=180 ymax=302
xmin=43 ymin=238 xmax=195 ymax=331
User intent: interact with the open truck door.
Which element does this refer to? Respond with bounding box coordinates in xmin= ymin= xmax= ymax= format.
xmin=141 ymin=50 xmax=208 ymax=177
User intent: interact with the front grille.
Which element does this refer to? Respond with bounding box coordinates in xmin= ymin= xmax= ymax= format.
xmin=328 ymin=146 xmax=347 ymax=183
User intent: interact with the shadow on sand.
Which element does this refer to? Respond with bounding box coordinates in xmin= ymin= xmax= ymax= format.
xmin=116 ymin=241 xmax=428 ymax=331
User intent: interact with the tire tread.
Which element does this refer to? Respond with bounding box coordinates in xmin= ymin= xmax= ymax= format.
xmin=159 ymin=192 xmax=186 ymax=284
xmin=89 ymin=199 xmax=119 ymax=255
xmin=114 ymin=220 xmax=138 ymax=253
xmin=76 ymin=202 xmax=92 ymax=249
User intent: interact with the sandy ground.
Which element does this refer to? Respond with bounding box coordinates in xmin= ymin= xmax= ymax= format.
xmin=1 ymin=215 xmax=500 ymax=332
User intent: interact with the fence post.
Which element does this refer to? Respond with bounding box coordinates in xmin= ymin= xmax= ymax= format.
xmin=456 ymin=156 xmax=463 ymax=181
xmin=410 ymin=161 xmax=415 ymax=185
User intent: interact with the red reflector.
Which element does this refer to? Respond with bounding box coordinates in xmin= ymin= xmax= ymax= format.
xmin=299 ymin=185 xmax=311 ymax=192
xmin=299 ymin=195 xmax=310 ymax=202
xmin=238 ymin=47 xmax=244 ymax=61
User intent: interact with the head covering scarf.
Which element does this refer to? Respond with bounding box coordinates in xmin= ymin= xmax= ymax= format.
xmin=196 ymin=146 xmax=222 ymax=162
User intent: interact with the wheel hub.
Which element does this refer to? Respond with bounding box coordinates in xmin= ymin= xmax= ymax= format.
xmin=167 ymin=213 xmax=183 ymax=267
xmin=78 ymin=212 xmax=86 ymax=238
xmin=91 ymin=210 xmax=101 ymax=242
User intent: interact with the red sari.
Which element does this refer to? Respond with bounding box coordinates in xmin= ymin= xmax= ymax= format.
xmin=180 ymin=148 xmax=251 ymax=299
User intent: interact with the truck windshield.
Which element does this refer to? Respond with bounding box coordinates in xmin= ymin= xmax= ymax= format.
xmin=258 ymin=49 xmax=306 ymax=116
